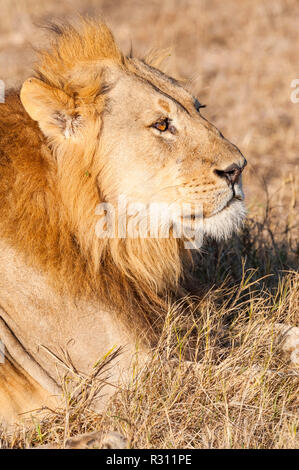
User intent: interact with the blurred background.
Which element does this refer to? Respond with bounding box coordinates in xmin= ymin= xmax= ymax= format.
xmin=0 ymin=0 xmax=299 ymax=223
xmin=1 ymin=1 xmax=299 ymax=448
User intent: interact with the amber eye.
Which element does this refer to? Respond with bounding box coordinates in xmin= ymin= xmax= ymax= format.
xmin=152 ymin=119 xmax=169 ymax=132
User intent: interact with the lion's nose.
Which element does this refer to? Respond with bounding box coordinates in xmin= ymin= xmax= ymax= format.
xmin=214 ymin=161 xmax=246 ymax=185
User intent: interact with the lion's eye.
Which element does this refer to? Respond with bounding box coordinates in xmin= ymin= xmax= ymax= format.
xmin=152 ymin=119 xmax=169 ymax=132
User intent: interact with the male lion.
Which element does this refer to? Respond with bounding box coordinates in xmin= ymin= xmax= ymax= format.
xmin=0 ymin=19 xmax=247 ymax=430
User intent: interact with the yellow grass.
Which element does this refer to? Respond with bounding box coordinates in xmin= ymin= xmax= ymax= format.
xmin=0 ymin=0 xmax=298 ymax=449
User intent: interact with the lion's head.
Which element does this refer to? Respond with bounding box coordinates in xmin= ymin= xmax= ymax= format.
xmin=16 ymin=19 xmax=246 ymax=304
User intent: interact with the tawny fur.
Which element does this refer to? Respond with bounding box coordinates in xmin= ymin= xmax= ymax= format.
xmin=0 ymin=19 xmax=246 ymax=426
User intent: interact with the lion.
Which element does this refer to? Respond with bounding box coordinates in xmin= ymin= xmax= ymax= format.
xmin=0 ymin=19 xmax=248 ymax=432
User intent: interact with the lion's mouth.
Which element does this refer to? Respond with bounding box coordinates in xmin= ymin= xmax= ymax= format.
xmin=207 ymin=195 xmax=245 ymax=218
xmin=181 ymin=195 xmax=244 ymax=222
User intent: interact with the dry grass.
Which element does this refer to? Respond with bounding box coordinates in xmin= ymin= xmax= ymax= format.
xmin=0 ymin=0 xmax=299 ymax=449
xmin=1 ymin=205 xmax=299 ymax=449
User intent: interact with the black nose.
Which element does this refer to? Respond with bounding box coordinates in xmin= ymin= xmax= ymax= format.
xmin=215 ymin=161 xmax=246 ymax=185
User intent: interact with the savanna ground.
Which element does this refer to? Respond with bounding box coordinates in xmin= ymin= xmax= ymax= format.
xmin=0 ymin=0 xmax=299 ymax=449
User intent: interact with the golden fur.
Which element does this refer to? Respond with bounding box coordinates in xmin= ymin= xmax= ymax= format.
xmin=0 ymin=19 xmax=246 ymax=426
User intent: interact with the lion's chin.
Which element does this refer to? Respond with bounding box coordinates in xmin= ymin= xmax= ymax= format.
xmin=202 ymin=198 xmax=246 ymax=241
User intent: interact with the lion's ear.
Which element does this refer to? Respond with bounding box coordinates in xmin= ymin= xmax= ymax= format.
xmin=20 ymin=78 xmax=82 ymax=139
